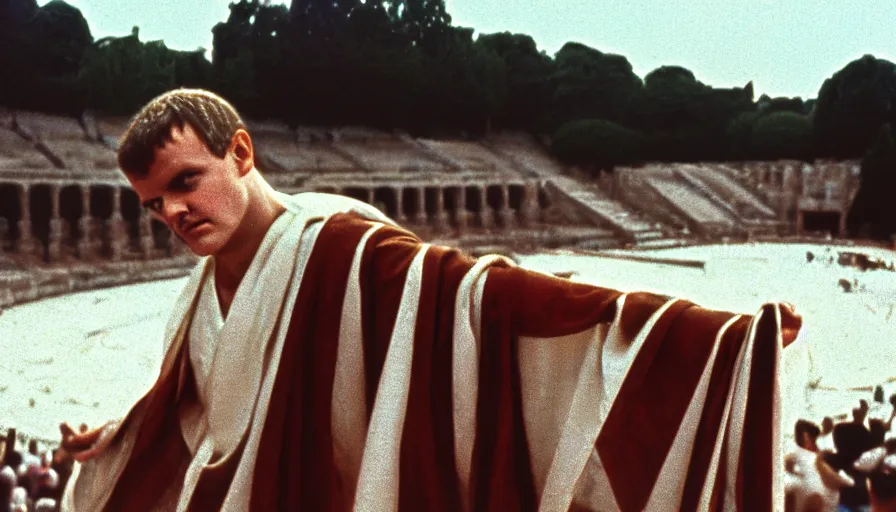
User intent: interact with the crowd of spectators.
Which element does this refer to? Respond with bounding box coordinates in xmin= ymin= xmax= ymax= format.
xmin=2 ymin=390 xmax=896 ymax=511
xmin=0 ymin=427 xmax=74 ymax=512
xmin=786 ymin=390 xmax=896 ymax=512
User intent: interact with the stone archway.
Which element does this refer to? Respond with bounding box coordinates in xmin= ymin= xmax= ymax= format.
xmin=373 ymin=187 xmax=398 ymax=218
xmin=343 ymin=186 xmax=371 ymax=204
xmin=121 ymin=188 xmax=142 ymax=255
xmin=29 ymin=184 xmax=52 ymax=261
xmin=60 ymin=185 xmax=86 ymax=258
xmin=444 ymin=186 xmax=461 ymax=227
xmin=0 ymin=183 xmax=21 ymax=250
xmin=402 ymin=187 xmax=424 ymax=224
xmin=508 ymin=184 xmax=524 ymax=212
xmin=465 ymin=186 xmax=483 ymax=228
xmin=90 ymin=186 xmax=115 ymax=258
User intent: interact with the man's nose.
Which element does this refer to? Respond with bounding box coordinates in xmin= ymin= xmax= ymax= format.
xmin=162 ymin=199 xmax=189 ymax=225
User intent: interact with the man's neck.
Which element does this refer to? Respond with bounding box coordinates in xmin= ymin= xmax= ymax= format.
xmin=213 ymin=184 xmax=286 ymax=298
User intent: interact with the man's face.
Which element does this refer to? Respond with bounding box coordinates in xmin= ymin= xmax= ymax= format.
xmin=129 ymin=123 xmax=249 ymax=257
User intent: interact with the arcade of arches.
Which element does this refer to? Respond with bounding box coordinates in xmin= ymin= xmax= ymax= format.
xmin=0 ymin=180 xmax=549 ymax=263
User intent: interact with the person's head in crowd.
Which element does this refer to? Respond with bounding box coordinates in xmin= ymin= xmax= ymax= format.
xmin=4 ymin=449 xmax=22 ymax=470
xmin=34 ymin=497 xmax=57 ymax=512
xmin=0 ymin=465 xmax=16 ymax=509
xmin=871 ymin=419 xmax=889 ymax=446
xmin=835 ymin=421 xmax=874 ymax=464
xmin=821 ymin=417 xmax=834 ymax=436
xmin=869 ymin=470 xmax=896 ymax=512
xmin=855 ymin=406 xmax=869 ymax=425
xmin=10 ymin=486 xmax=28 ymax=512
xmin=890 ymin=394 xmax=896 ymax=409
xmin=855 ymin=444 xmax=896 ymax=511
xmin=4 ymin=428 xmax=15 ymax=459
xmin=795 ymin=419 xmax=821 ymax=452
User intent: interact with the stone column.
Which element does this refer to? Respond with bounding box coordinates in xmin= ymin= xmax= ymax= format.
xmin=433 ymin=187 xmax=449 ymax=232
xmin=366 ymin=188 xmax=374 ymax=205
xmin=0 ymin=216 xmax=9 ymax=252
xmin=479 ymin=185 xmax=494 ymax=230
xmin=498 ymin=185 xmax=515 ymax=228
xmin=109 ymin=187 xmax=129 ymax=261
xmin=16 ymin=184 xmax=38 ymax=256
xmin=47 ymin=184 xmax=63 ymax=262
xmin=394 ymin=187 xmax=407 ymax=224
xmin=454 ymin=186 xmax=470 ymax=232
xmin=520 ymin=183 xmax=539 ymax=228
xmin=77 ymin=186 xmax=95 ymax=259
xmin=413 ymin=187 xmax=426 ymax=225
xmin=139 ymin=211 xmax=155 ymax=258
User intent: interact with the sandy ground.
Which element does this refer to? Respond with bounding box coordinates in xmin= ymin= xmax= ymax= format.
xmin=517 ymin=242 xmax=896 ymax=433
xmin=1 ymin=242 xmax=894 ymax=445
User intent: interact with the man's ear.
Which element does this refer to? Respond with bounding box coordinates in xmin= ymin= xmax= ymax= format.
xmin=230 ymin=129 xmax=255 ymax=176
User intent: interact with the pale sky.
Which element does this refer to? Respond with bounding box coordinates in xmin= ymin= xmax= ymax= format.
xmin=42 ymin=0 xmax=896 ymax=100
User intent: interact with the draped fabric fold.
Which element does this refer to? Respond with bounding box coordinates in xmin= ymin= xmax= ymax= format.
xmin=63 ymin=205 xmax=787 ymax=512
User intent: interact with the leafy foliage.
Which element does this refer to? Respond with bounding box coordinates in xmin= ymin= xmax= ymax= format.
xmin=0 ymin=0 xmax=894 ymax=179
xmin=847 ymin=124 xmax=896 ymax=239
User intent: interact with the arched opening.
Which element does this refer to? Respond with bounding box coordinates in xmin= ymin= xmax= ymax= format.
xmin=0 ymin=184 xmax=22 ymax=249
xmin=373 ymin=187 xmax=398 ymax=218
xmin=121 ymin=188 xmax=142 ymax=254
xmin=91 ymin=186 xmax=114 ymax=258
xmin=60 ymin=185 xmax=84 ymax=253
xmin=152 ymin=219 xmax=170 ymax=253
xmin=29 ymin=184 xmax=52 ymax=261
xmin=538 ymin=185 xmax=551 ymax=209
xmin=424 ymin=187 xmax=440 ymax=219
xmin=342 ymin=186 xmax=370 ymax=204
xmin=802 ymin=211 xmax=841 ymax=237
xmin=508 ymin=184 xmax=524 ymax=212
xmin=465 ymin=186 xmax=483 ymax=227
xmin=444 ymin=186 xmax=461 ymax=226
xmin=486 ymin=185 xmax=503 ymax=213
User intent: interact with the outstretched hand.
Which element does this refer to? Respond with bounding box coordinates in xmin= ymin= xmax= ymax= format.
xmin=59 ymin=421 xmax=116 ymax=463
xmin=780 ymin=302 xmax=802 ymax=348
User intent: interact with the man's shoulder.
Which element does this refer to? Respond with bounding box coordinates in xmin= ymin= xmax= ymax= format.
xmin=280 ymin=191 xmax=394 ymax=225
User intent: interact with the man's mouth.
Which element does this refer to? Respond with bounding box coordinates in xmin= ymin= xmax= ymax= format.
xmin=182 ymin=220 xmax=209 ymax=235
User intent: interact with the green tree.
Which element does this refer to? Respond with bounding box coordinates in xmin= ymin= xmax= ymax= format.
xmin=415 ymin=27 xmax=507 ymax=134
xmin=551 ymin=118 xmax=644 ymax=171
xmin=0 ymin=0 xmax=93 ymax=113
xmin=847 ymin=124 xmax=896 ymax=239
xmin=640 ymin=66 xmax=753 ymax=161
xmin=547 ymin=43 xmax=643 ymax=131
xmin=748 ymin=111 xmax=814 ymax=160
xmin=212 ymin=0 xmax=291 ymax=117
xmin=79 ymin=28 xmax=180 ymax=115
xmin=476 ymin=32 xmax=554 ymax=131
xmin=727 ymin=111 xmax=760 ymax=160
xmin=813 ymin=55 xmax=896 ymax=159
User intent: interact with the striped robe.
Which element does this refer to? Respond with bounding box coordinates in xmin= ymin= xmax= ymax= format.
xmin=62 ymin=203 xmax=788 ymax=511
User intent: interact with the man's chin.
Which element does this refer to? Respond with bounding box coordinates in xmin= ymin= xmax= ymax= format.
xmin=185 ymin=240 xmax=222 ymax=257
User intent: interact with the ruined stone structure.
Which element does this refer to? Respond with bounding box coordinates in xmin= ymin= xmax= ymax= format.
xmin=0 ymin=109 xmax=867 ymax=307
xmin=612 ymin=159 xmax=861 ymax=239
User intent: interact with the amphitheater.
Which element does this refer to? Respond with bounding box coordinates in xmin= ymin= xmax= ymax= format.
xmin=0 ymin=108 xmax=863 ymax=308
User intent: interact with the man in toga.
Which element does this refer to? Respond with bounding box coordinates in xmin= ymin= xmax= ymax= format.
xmin=60 ymin=88 xmax=801 ymax=511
